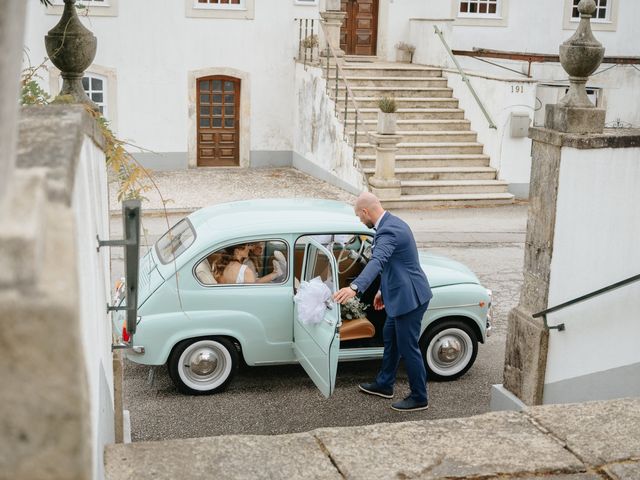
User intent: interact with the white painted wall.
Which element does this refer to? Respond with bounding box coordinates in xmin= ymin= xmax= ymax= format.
xmin=23 ymin=0 xmax=321 ymax=163
xmin=72 ymin=136 xmax=113 ymax=480
xmin=545 ymin=146 xmax=640 ymax=387
xmin=443 ymin=71 xmax=537 ymax=196
xmin=294 ymin=63 xmax=365 ymax=192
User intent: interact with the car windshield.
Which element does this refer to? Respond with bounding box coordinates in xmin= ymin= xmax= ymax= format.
xmin=155 ymin=218 xmax=196 ymax=264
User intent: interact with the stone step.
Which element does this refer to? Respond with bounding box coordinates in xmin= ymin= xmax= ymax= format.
xmin=332 ymin=86 xmax=453 ymax=98
xmin=379 ymin=192 xmax=515 ymax=209
xmin=346 ymin=119 xmax=472 ymax=131
xmin=399 ymin=179 xmax=509 ymax=195
xmin=331 ymin=64 xmax=444 ymax=77
xmin=363 ymin=166 xmax=497 ymax=181
xmin=335 ymin=77 xmax=450 ymax=88
xmin=337 ymin=97 xmax=459 ymax=109
xmin=357 ymin=142 xmax=484 ymax=155
xmin=359 ymin=153 xmax=491 ymax=168
xmin=348 ymin=130 xmax=478 ymax=143
xmin=347 ymin=108 xmax=466 ymax=120
xmin=343 ymin=55 xmax=377 ymax=63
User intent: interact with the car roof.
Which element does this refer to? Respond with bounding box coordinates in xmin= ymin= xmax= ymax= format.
xmin=185 ymin=198 xmax=370 ymax=251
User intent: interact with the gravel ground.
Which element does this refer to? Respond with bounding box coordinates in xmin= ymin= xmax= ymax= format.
xmin=109 ymin=168 xmax=356 ymax=213
xmin=123 ymin=243 xmax=523 ymax=442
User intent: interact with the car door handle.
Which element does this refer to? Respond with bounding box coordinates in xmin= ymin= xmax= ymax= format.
xmin=325 ymin=299 xmax=334 ymax=310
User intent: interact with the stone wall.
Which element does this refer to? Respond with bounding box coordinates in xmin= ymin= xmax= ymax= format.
xmin=0 ymin=105 xmax=114 ymax=480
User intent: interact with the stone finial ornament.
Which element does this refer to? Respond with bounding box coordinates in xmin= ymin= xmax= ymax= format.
xmin=558 ymin=0 xmax=605 ymax=108
xmin=45 ymin=0 xmax=98 ymax=110
xmin=544 ymin=0 xmax=606 ymax=134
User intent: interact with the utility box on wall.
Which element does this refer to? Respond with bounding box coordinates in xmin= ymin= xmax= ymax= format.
xmin=510 ymin=112 xmax=531 ymax=138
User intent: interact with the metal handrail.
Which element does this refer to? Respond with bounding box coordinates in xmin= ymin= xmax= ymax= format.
xmin=317 ymin=20 xmax=368 ymax=190
xmin=533 ymin=273 xmax=640 ymax=332
xmin=433 ymin=25 xmax=497 ymax=129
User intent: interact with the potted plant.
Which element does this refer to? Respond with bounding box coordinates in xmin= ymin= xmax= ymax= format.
xmin=341 ymin=297 xmax=369 ymax=321
xmin=377 ymin=96 xmax=397 ymax=134
xmin=395 ymin=41 xmax=416 ymax=64
xmin=301 ymin=34 xmax=319 ymax=62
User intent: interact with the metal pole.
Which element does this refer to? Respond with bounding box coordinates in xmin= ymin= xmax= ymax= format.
xmin=304 ymin=19 xmax=309 ymax=66
xmin=343 ymin=89 xmax=348 ymax=140
xmin=353 ymin=110 xmax=359 ymax=162
xmin=298 ymin=19 xmax=302 ymax=62
xmin=334 ymin=64 xmax=339 ymax=110
xmin=326 ymin=49 xmax=330 ymax=93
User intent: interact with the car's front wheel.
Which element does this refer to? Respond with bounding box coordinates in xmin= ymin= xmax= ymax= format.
xmin=168 ymin=337 xmax=238 ymax=394
xmin=420 ymin=319 xmax=478 ymax=381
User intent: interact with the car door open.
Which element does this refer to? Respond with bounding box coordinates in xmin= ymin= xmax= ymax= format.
xmin=292 ymin=238 xmax=340 ymax=398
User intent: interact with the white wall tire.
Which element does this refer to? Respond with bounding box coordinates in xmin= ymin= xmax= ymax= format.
xmin=420 ymin=320 xmax=478 ymax=381
xmin=168 ymin=337 xmax=238 ymax=395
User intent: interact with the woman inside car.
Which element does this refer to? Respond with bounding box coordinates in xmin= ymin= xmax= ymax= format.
xmin=216 ymin=243 xmax=283 ymax=284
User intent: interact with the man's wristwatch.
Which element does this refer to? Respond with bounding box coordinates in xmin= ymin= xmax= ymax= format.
xmin=349 ymin=283 xmax=359 ymax=293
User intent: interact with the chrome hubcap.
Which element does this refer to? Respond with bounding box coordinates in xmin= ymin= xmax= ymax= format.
xmin=437 ymin=337 xmax=462 ymax=363
xmin=189 ymin=349 xmax=219 ymax=376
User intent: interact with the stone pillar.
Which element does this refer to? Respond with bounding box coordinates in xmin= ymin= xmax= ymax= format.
xmin=0 ymin=0 xmax=27 ymax=203
xmin=494 ymin=0 xmax=608 ymax=408
xmin=320 ymin=10 xmax=346 ymax=58
xmin=367 ymin=132 xmax=402 ymax=199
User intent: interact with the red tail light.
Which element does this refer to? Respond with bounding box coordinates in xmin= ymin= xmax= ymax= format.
xmin=122 ymin=325 xmax=130 ymax=342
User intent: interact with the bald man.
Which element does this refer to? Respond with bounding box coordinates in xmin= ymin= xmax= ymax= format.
xmin=334 ymin=192 xmax=432 ymax=411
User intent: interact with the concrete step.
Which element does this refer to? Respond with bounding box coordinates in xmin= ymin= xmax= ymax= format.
xmin=399 ymin=179 xmax=509 ymax=195
xmin=337 ymin=77 xmax=450 ymax=88
xmin=346 ymin=119 xmax=472 ymax=131
xmin=379 ymin=192 xmax=515 ymax=209
xmin=347 ymin=108 xmax=466 ymax=120
xmin=363 ymin=166 xmax=497 ymax=181
xmin=359 ymin=153 xmax=491 ymax=168
xmin=343 ymin=55 xmax=377 ymax=63
xmin=332 ymin=64 xmax=444 ymax=77
xmin=337 ymin=97 xmax=459 ymax=109
xmin=348 ymin=130 xmax=478 ymax=143
xmin=357 ymin=142 xmax=484 ymax=155
xmin=333 ymin=86 xmax=453 ymax=98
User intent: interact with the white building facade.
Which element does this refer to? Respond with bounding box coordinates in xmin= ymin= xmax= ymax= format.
xmin=23 ymin=0 xmax=639 ymax=195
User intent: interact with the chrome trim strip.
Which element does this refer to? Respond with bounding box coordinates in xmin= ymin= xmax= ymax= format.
xmin=429 ymin=303 xmax=479 ymax=310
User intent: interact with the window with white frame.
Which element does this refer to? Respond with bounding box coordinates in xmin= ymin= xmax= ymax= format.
xmin=571 ymin=0 xmax=609 ymax=21
xmin=458 ymin=0 xmax=500 ymax=16
xmin=563 ymin=0 xmax=616 ymax=31
xmin=186 ymin=0 xmax=254 ymax=18
xmin=47 ymin=0 xmax=117 ymax=16
xmin=82 ymin=74 xmax=107 ymax=116
xmin=194 ymin=0 xmax=245 ymax=8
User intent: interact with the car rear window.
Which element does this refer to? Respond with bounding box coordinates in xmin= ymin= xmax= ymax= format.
xmin=155 ymin=218 xmax=196 ymax=265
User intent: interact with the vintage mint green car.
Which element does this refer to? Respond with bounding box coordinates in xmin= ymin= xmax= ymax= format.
xmin=116 ymin=199 xmax=492 ymax=396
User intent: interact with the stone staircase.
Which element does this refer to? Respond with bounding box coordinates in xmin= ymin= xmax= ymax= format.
xmin=327 ymin=61 xmax=514 ymax=208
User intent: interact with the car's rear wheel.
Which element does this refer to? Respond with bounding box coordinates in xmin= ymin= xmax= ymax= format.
xmin=168 ymin=337 xmax=238 ymax=394
xmin=420 ymin=319 xmax=478 ymax=381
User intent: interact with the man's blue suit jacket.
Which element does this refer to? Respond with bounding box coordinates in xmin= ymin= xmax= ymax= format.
xmin=353 ymin=212 xmax=432 ymax=317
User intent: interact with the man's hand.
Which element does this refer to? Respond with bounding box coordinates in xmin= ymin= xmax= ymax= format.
xmin=373 ymin=291 xmax=385 ymax=310
xmin=334 ymin=286 xmax=356 ymax=304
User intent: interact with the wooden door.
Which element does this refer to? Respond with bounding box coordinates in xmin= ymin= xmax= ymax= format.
xmin=340 ymin=0 xmax=378 ymax=56
xmin=197 ymin=76 xmax=240 ymax=167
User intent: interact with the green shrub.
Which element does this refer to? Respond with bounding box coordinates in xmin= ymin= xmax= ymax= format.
xmin=377 ymin=96 xmax=397 ymax=113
